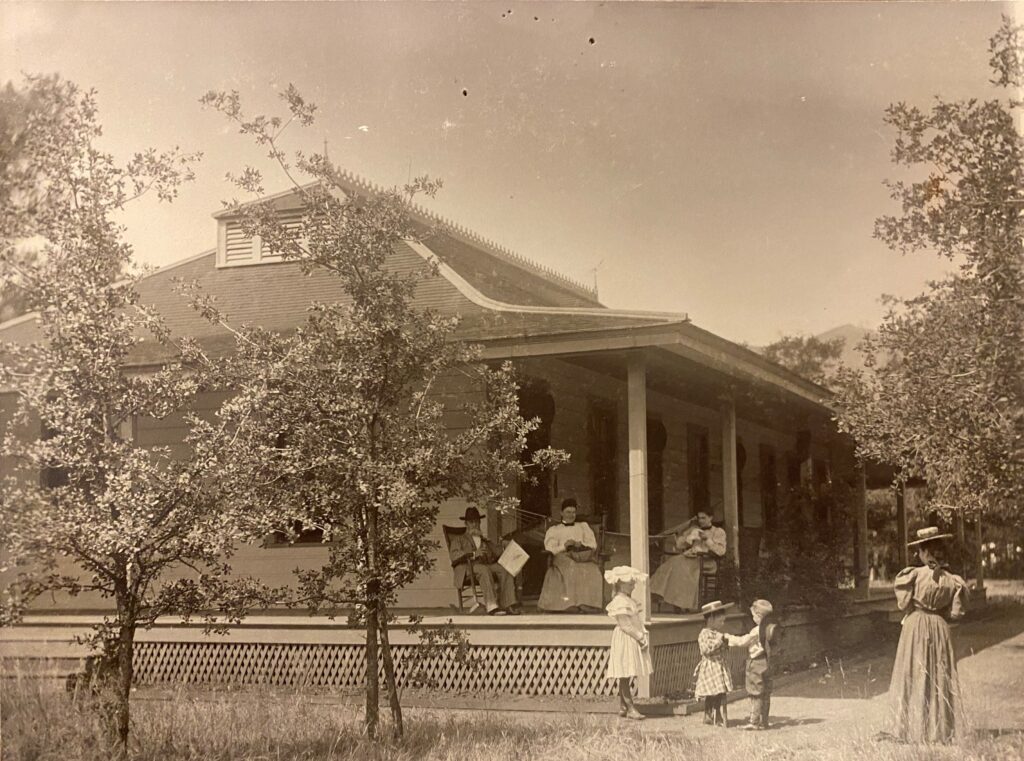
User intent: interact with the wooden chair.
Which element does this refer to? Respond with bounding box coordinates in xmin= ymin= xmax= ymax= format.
xmin=441 ymin=524 xmax=481 ymax=612
xmin=698 ymin=555 xmax=719 ymax=606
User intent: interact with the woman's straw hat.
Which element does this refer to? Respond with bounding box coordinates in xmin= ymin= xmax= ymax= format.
xmin=907 ymin=526 xmax=953 ymax=547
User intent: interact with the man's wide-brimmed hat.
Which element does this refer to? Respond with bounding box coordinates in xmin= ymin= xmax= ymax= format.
xmin=604 ymin=565 xmax=648 ymax=585
xmin=700 ymin=600 xmax=734 ymax=617
xmin=459 ymin=507 xmax=484 ymax=522
xmin=908 ymin=526 xmax=953 ymax=547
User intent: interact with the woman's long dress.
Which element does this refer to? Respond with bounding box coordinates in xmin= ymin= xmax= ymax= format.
xmin=889 ymin=564 xmax=968 ymax=744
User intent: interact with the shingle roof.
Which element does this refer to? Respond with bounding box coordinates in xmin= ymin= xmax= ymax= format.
xmin=0 ymin=180 xmax=680 ymax=370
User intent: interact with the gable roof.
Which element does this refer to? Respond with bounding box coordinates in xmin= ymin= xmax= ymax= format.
xmin=0 ymin=178 xmax=830 ymax=408
xmin=213 ymin=173 xmax=602 ymax=308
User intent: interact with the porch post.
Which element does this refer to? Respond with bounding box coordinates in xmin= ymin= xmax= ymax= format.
xmin=720 ymin=397 xmax=740 ymax=569
xmin=854 ymin=465 xmax=869 ymax=597
xmin=895 ymin=484 xmax=909 ymax=568
xmin=627 ymin=355 xmax=651 ymax=699
xmin=975 ymin=514 xmax=985 ymax=592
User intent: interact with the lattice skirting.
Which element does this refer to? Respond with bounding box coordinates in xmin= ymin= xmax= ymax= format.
xmin=134 ymin=641 xmax=625 ymax=696
xmin=651 ymin=641 xmax=747 ymax=696
xmin=134 ymin=639 xmax=744 ymax=697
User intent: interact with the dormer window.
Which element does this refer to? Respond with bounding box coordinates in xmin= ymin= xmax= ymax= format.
xmin=216 ymin=208 xmax=304 ymax=268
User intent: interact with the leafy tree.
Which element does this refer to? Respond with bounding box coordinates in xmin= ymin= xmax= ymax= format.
xmin=0 ymin=75 xmax=270 ymax=751
xmin=763 ymin=334 xmax=846 ymax=386
xmin=197 ymin=87 xmax=566 ymax=739
xmin=0 ymin=81 xmax=44 ymax=321
xmin=834 ymin=16 xmax=1024 ymax=521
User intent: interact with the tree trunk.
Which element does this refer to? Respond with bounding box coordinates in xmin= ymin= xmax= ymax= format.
xmin=364 ymin=498 xmax=381 ymax=740
xmin=378 ymin=602 xmax=404 ymax=738
xmin=364 ymin=598 xmax=380 ymax=739
xmin=113 ymin=623 xmax=134 ymax=752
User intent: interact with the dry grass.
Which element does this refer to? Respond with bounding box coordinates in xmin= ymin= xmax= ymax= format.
xmin=2 ymin=675 xmax=1022 ymax=761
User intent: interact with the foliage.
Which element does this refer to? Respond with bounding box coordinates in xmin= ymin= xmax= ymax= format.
xmin=196 ymin=86 xmax=566 ymax=739
xmin=0 ymin=75 xmax=271 ymax=750
xmin=834 ymin=16 xmax=1024 ymax=521
xmin=762 ymin=334 xmax=846 ymax=387
xmin=725 ymin=484 xmax=855 ymax=621
xmin=1 ymin=80 xmax=45 ymax=321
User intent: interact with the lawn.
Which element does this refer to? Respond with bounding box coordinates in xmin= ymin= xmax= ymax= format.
xmin=2 ymin=676 xmax=1022 ymax=761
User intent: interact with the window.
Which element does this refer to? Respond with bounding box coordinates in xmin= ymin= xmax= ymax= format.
xmin=759 ymin=444 xmax=779 ymax=530
xmin=647 ymin=418 xmax=667 ymax=534
xmin=686 ymin=423 xmax=710 ymax=516
xmin=264 ymin=430 xmax=325 ymax=546
xmin=270 ymin=520 xmax=325 ymax=546
xmin=517 ymin=378 xmax=555 ymax=521
xmin=39 ymin=420 xmax=68 ymax=489
xmin=587 ymin=399 xmax=618 ymax=530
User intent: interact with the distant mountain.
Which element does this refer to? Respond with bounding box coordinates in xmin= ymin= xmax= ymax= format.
xmin=815 ymin=324 xmax=874 ymax=372
xmin=751 ymin=324 xmax=877 ymax=377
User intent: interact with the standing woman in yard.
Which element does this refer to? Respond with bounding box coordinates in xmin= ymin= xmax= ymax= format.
xmin=605 ymin=566 xmax=653 ymax=720
xmin=889 ymin=527 xmax=968 ymax=744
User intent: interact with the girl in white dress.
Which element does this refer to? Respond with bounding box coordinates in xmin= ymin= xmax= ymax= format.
xmin=605 ymin=565 xmax=654 ymax=720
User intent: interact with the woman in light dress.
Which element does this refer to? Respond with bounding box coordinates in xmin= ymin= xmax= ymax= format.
xmin=887 ymin=526 xmax=968 ymax=744
xmin=605 ymin=566 xmax=654 ymax=720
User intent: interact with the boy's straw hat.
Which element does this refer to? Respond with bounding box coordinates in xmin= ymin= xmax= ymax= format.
xmin=700 ymin=600 xmax=734 ymax=617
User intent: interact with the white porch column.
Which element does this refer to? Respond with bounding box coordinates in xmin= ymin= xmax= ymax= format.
xmin=720 ymin=397 xmax=740 ymax=569
xmin=627 ymin=355 xmax=650 ymax=699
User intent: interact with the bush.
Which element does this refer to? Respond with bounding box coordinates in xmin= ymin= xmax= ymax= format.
xmin=721 ymin=484 xmax=855 ymax=621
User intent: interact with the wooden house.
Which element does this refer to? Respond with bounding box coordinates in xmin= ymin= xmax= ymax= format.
xmin=0 ymin=174 xmax=891 ymax=697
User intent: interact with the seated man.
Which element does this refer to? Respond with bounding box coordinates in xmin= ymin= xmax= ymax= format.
xmin=538 ymin=498 xmax=604 ymax=613
xmin=448 ymin=506 xmax=520 ymax=615
xmin=650 ymin=511 xmax=726 ymax=613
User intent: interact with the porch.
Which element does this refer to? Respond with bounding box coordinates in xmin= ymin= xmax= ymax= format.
xmin=2 ymin=594 xmax=894 ymax=698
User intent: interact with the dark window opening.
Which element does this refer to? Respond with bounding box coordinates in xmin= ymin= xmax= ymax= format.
xmin=647 ymin=418 xmax=667 ymax=534
xmin=587 ymin=399 xmax=618 ymax=531
xmin=271 ymin=520 xmax=325 ymax=545
xmin=517 ymin=378 xmax=555 ymax=522
xmin=736 ymin=438 xmax=747 ymax=528
xmin=759 ymin=444 xmax=779 ymax=530
xmin=686 ymin=423 xmax=710 ymax=517
xmin=39 ymin=420 xmax=69 ymax=489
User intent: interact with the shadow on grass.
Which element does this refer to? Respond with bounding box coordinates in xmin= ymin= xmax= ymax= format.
xmin=765 ymin=716 xmax=827 ymax=729
xmin=774 ymin=603 xmax=1024 ymax=702
xmin=972 ymin=728 xmax=1024 ymax=740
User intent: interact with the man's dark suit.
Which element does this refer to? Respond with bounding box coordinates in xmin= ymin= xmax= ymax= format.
xmin=448 ymin=531 xmax=518 ymax=612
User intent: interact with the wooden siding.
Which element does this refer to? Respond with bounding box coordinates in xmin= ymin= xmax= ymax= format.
xmin=3 ymin=356 xmax=838 ymax=613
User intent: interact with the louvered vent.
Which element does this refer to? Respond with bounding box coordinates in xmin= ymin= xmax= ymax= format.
xmin=260 ymin=209 xmax=304 ymax=263
xmin=223 ymin=221 xmax=255 ymax=264
xmin=218 ymin=209 xmax=304 ymax=267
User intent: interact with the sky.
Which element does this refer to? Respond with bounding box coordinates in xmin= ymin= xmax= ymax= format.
xmin=1 ymin=1 xmax=1016 ymax=345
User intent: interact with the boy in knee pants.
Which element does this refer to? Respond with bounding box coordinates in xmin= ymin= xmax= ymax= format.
xmin=726 ymin=599 xmax=778 ymax=730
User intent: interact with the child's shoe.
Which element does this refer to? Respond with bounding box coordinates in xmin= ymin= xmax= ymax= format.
xmin=625 ymin=708 xmax=646 ymax=721
xmin=741 ymin=722 xmax=761 ymax=731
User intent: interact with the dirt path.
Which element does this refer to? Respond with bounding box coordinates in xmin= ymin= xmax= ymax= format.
xmin=392 ymin=602 xmax=1024 ymax=758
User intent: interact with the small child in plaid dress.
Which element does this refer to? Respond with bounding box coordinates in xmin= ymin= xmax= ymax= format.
xmin=694 ymin=600 xmax=734 ymax=726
